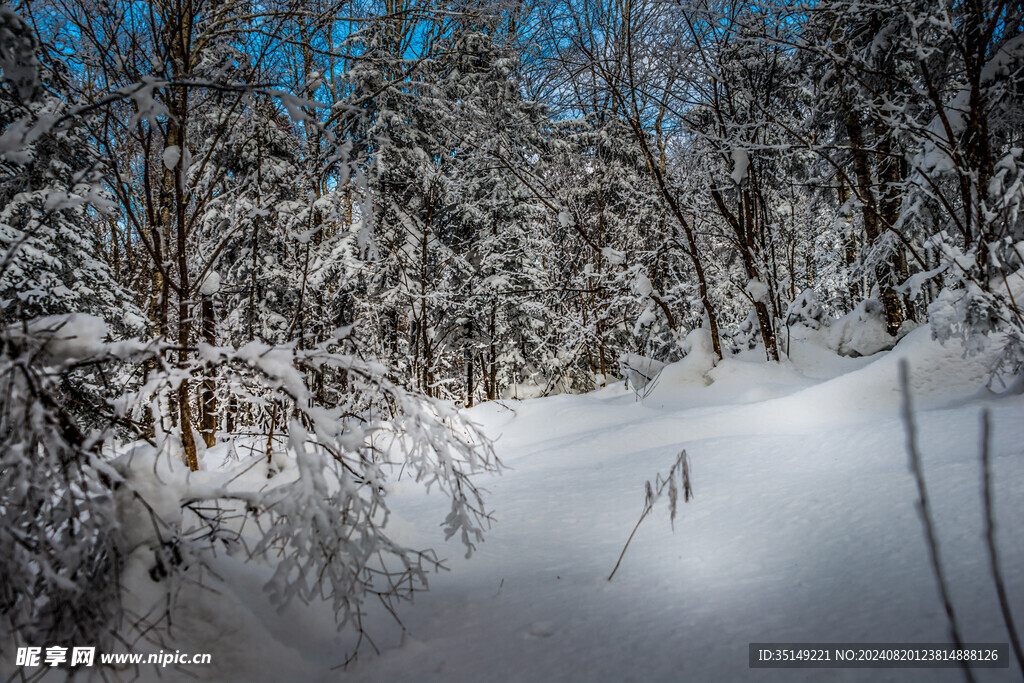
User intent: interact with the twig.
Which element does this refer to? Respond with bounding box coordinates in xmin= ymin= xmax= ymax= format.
xmin=899 ymin=360 xmax=975 ymax=683
xmin=608 ymin=495 xmax=655 ymax=582
xmin=608 ymin=450 xmax=692 ymax=581
xmin=979 ymin=409 xmax=1024 ymax=674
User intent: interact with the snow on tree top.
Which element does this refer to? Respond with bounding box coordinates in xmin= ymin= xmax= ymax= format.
xmin=163 ymin=145 xmax=181 ymax=170
xmin=199 ymin=270 xmax=221 ymax=295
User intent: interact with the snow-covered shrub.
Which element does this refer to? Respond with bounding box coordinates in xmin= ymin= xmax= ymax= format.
xmin=730 ymin=309 xmax=761 ymax=353
xmin=0 ymin=315 xmax=124 ymax=655
xmin=828 ymin=299 xmax=896 ymax=357
xmin=926 ymin=232 xmax=1024 ymax=379
xmin=786 ymin=289 xmax=828 ymax=330
xmin=619 ymin=352 xmax=666 ymax=393
xmin=644 ymin=328 xmax=717 ymax=396
xmin=0 ymin=313 xmax=498 ymax=660
xmin=892 ymin=30 xmax=1024 ymax=380
xmin=148 ymin=330 xmax=496 ymax=623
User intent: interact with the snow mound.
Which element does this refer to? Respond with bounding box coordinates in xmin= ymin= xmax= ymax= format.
xmin=705 ymin=357 xmax=814 ymax=404
xmin=782 ymin=324 xmax=876 ymax=379
xmin=827 ymin=298 xmax=895 ymax=357
xmin=772 ymin=323 xmax=1004 ymax=423
xmin=121 ymin=556 xmax=319 ymax=682
xmin=857 ymin=323 xmax=1003 ymax=405
xmin=639 ymin=314 xmax=992 ymax=418
xmin=643 ymin=329 xmax=717 ymax=403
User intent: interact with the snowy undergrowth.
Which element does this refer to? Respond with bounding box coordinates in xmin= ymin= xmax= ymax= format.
xmin=0 ymin=315 xmax=497 ymax=681
xmin=94 ymin=327 xmax=1024 ymax=682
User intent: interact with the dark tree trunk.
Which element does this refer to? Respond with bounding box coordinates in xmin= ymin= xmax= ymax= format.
xmin=200 ymin=293 xmax=217 ymax=448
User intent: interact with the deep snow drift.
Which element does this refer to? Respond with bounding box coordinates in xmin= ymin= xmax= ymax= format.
xmin=98 ymin=327 xmax=1024 ymax=681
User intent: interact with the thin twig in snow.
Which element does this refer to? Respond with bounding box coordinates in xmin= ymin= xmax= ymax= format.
xmin=979 ymin=409 xmax=1024 ymax=674
xmin=608 ymin=450 xmax=692 ymax=581
xmin=899 ymin=360 xmax=975 ymax=683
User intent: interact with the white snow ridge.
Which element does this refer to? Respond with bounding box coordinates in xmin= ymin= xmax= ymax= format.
xmin=144 ymin=330 xmax=1023 ymax=682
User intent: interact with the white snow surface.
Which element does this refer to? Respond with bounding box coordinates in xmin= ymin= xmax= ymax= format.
xmin=117 ymin=329 xmax=1024 ymax=682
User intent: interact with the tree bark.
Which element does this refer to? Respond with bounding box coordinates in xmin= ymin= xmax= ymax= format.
xmin=199 ymin=293 xmax=216 ymax=448
xmin=845 ymin=108 xmax=903 ymax=335
xmin=710 ymin=187 xmax=779 ymax=361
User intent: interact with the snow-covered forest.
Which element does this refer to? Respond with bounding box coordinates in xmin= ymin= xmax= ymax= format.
xmin=1 ymin=0 xmax=1024 ymax=679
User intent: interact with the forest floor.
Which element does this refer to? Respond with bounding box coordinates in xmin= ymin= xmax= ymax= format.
xmin=142 ymin=327 xmax=1024 ymax=682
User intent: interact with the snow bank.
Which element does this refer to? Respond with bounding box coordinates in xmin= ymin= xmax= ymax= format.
xmin=826 ymin=298 xmax=895 ymax=357
xmin=772 ymin=323 xmax=1006 ymax=425
xmin=643 ymin=329 xmax=717 ymax=403
xmin=336 ymin=320 xmax=1024 ymax=683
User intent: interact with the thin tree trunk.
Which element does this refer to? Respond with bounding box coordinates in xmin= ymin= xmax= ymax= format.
xmin=837 ymin=178 xmax=860 ymax=306
xmin=846 ymin=105 xmax=903 ymax=335
xmin=710 ymin=188 xmax=778 ymax=361
xmin=167 ymin=6 xmax=198 ymax=470
xmin=487 ymin=303 xmax=497 ymax=400
xmin=199 ymin=293 xmax=216 ymax=448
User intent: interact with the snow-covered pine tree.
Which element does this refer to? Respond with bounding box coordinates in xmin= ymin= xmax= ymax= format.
xmin=0 ymin=12 xmax=142 ymax=334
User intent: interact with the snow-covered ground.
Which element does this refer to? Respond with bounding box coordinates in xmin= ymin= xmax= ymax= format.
xmin=126 ymin=327 xmax=1024 ymax=681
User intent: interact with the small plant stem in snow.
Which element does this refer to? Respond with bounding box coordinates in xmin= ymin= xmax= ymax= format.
xmin=899 ymin=360 xmax=975 ymax=683
xmin=979 ymin=409 xmax=1024 ymax=674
